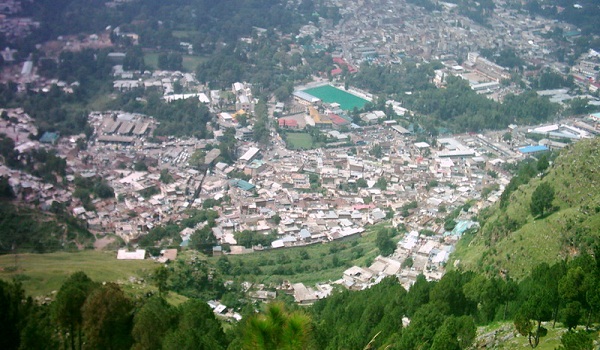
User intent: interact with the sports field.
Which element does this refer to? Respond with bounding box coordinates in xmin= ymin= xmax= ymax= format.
xmin=285 ymin=132 xmax=314 ymax=149
xmin=302 ymin=85 xmax=368 ymax=111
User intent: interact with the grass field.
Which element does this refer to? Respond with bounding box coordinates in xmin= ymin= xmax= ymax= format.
xmin=144 ymin=53 xmax=206 ymax=72
xmin=0 ymin=251 xmax=159 ymax=297
xmin=172 ymin=30 xmax=199 ymax=38
xmin=209 ymin=224 xmax=397 ymax=286
xmin=302 ymin=85 xmax=368 ymax=111
xmin=182 ymin=55 xmax=206 ymax=71
xmin=285 ymin=132 xmax=315 ymax=150
xmin=144 ymin=52 xmax=159 ymax=69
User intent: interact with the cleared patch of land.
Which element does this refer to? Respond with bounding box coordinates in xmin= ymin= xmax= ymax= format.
xmin=182 ymin=55 xmax=206 ymax=71
xmin=144 ymin=52 xmax=159 ymax=69
xmin=285 ymin=132 xmax=315 ymax=150
xmin=172 ymin=30 xmax=199 ymax=38
xmin=0 ymin=251 xmax=157 ymax=297
xmin=144 ymin=52 xmax=206 ymax=72
xmin=474 ymin=321 xmax=574 ymax=350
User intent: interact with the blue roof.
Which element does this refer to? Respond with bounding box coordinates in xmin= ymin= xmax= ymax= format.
xmin=40 ymin=132 xmax=59 ymax=143
xmin=229 ymin=179 xmax=255 ymax=191
xmin=519 ymin=145 xmax=549 ymax=154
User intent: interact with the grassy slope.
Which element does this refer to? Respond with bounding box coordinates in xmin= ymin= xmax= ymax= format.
xmin=0 ymin=250 xmax=186 ymax=304
xmin=0 ymin=222 xmax=392 ymax=299
xmin=474 ymin=321 xmax=568 ymax=349
xmin=209 ymin=224 xmax=392 ymax=286
xmin=451 ymin=138 xmax=600 ymax=278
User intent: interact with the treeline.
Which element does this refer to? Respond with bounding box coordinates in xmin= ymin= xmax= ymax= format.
xmin=413 ymin=77 xmax=559 ymax=131
xmin=13 ymin=0 xmax=312 ymax=53
xmin=351 ymin=65 xmax=560 ymax=132
xmin=196 ymin=34 xmax=333 ymax=92
xmin=0 ymin=134 xmax=67 ymax=184
xmin=3 ymin=254 xmax=599 ymax=349
xmin=310 ymin=254 xmax=600 ymax=349
xmin=0 ymin=272 xmax=228 ymax=350
xmin=112 ymin=91 xmax=214 ymax=138
xmin=524 ymin=0 xmax=600 ymax=36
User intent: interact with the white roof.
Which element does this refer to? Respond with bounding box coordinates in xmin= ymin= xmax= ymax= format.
xmin=117 ymin=249 xmax=146 ymax=260
xmin=240 ymin=147 xmax=260 ymax=162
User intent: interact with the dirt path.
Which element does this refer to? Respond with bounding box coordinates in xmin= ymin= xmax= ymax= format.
xmin=94 ymin=236 xmax=115 ymax=250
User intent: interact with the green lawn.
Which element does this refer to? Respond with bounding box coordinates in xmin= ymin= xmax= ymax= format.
xmin=285 ymin=133 xmax=314 ymax=150
xmin=182 ymin=55 xmax=206 ymax=71
xmin=302 ymin=85 xmax=368 ymax=111
xmin=144 ymin=52 xmax=159 ymax=69
xmin=0 ymin=251 xmax=158 ymax=297
xmin=172 ymin=30 xmax=199 ymax=39
xmin=144 ymin=52 xmax=205 ymax=72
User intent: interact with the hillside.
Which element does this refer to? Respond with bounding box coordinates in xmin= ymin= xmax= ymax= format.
xmin=451 ymin=137 xmax=600 ymax=278
xmin=0 ymin=201 xmax=95 ymax=254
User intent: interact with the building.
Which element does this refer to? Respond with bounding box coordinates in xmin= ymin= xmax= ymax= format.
xmin=518 ymin=145 xmax=549 ymax=155
xmin=293 ymin=91 xmax=321 ymax=106
xmin=239 ymin=147 xmax=260 ymax=163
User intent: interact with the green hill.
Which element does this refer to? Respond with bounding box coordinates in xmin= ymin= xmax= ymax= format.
xmin=451 ymin=137 xmax=600 ymax=278
xmin=0 ymin=201 xmax=95 ymax=254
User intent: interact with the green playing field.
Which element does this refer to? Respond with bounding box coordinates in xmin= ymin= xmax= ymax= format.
xmin=302 ymin=85 xmax=368 ymax=111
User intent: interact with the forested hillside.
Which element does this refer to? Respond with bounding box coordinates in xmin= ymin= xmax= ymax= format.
xmin=3 ymin=254 xmax=600 ymax=349
xmin=451 ymin=137 xmax=600 ymax=278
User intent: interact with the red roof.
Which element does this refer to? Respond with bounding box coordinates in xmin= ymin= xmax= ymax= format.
xmin=331 ymin=68 xmax=343 ymax=76
xmin=333 ymin=57 xmax=346 ymax=65
xmin=278 ymin=119 xmax=298 ymax=127
xmin=328 ymin=113 xmax=350 ymax=125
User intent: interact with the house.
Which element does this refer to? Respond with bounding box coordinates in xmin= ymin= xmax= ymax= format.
xmin=292 ymin=283 xmax=318 ymax=305
xmin=291 ymin=173 xmax=310 ymax=189
xmin=278 ymin=118 xmax=299 ymax=129
xmin=117 ymin=249 xmax=146 ymax=260
xmin=39 ymin=132 xmax=59 ymax=144
xmin=157 ymin=249 xmax=177 ymax=263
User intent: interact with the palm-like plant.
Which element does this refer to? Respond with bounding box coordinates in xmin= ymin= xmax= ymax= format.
xmin=243 ymin=302 xmax=312 ymax=350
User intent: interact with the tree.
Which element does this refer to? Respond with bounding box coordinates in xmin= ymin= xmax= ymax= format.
xmin=0 ymin=175 xmax=14 ymax=198
xmin=530 ymin=182 xmax=554 ymax=218
xmin=514 ymin=283 xmax=554 ymax=348
xmin=536 ymin=154 xmax=549 ymax=173
xmin=0 ymin=280 xmax=25 ymax=350
xmin=131 ymin=297 xmax=177 ymax=350
xmin=376 ymin=229 xmax=395 ymax=256
xmin=370 ymin=144 xmax=383 ymax=158
xmin=82 ymin=283 xmax=134 ymax=350
xmin=375 ymin=177 xmax=388 ymax=190
xmin=356 ymin=178 xmax=368 ymax=188
xmin=271 ymin=213 xmax=281 ymax=225
xmin=557 ymin=330 xmax=594 ymax=350
xmin=53 ymin=272 xmax=97 ymax=350
xmin=430 ymin=316 xmax=476 ymax=350
xmin=159 ymin=169 xmax=174 ymax=184
xmin=153 ymin=265 xmax=169 ymax=297
xmin=162 ymin=300 xmax=227 ymax=350
xmin=242 ymin=302 xmax=312 ymax=350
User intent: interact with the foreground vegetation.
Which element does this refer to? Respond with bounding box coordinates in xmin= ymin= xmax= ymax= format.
xmin=2 ymin=252 xmax=600 ymax=350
